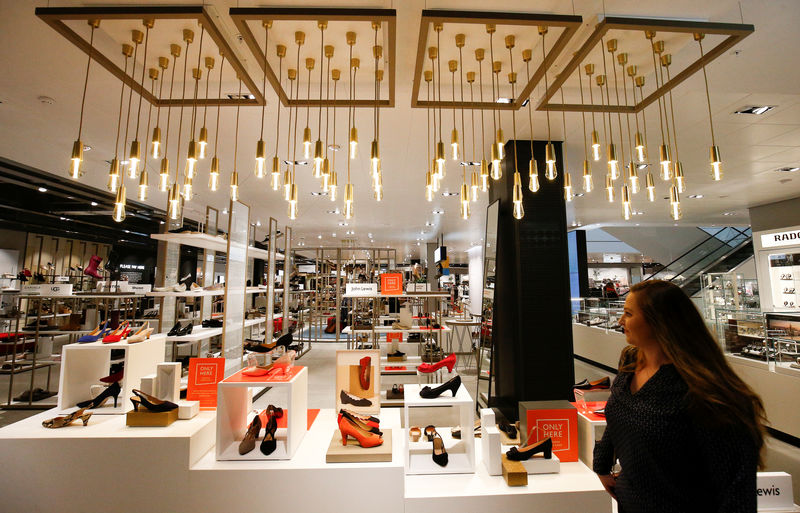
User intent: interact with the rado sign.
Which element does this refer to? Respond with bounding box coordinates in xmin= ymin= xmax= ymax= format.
xmin=761 ymin=229 xmax=800 ymax=249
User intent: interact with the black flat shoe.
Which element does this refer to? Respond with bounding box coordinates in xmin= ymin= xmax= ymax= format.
xmin=498 ymin=421 xmax=517 ymax=439
xmin=340 ymin=389 xmax=372 ymax=407
xmin=177 ymin=323 xmax=193 ymax=336
xmin=419 ymin=375 xmax=461 ymax=399
xmin=506 ymin=437 xmax=553 ymax=461
xmin=573 ymin=376 xmax=610 ymax=390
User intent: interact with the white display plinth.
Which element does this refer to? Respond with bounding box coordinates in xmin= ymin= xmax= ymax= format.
xmin=577 ymin=408 xmax=607 ymax=468
xmin=480 ymin=408 xmax=502 ymax=476
xmin=517 ymin=452 xmax=561 ymax=474
xmin=57 ymin=334 xmax=166 ymax=414
xmin=216 ymin=365 xmax=308 ymax=460
xmin=403 ymin=382 xmax=475 ymax=475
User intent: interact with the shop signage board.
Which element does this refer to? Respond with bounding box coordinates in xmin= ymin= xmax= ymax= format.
xmin=756 ymin=472 xmax=793 ymax=509
xmin=380 ymin=273 xmax=403 ymax=295
xmin=761 ymin=229 xmax=800 ymax=248
xmin=602 ymin=253 xmax=622 ymax=263
xmin=345 ymin=283 xmax=378 ymax=296
xmin=519 ymin=400 xmax=578 ymax=462
xmin=187 ymin=358 xmax=225 ymax=408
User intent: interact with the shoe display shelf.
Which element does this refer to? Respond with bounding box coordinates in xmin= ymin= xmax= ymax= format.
xmin=216 ymin=365 xmax=308 ymax=460
xmin=403 ymin=382 xmax=475 ymax=475
xmin=57 ymin=333 xmax=166 ymax=415
xmin=146 ymin=289 xmax=226 ymax=298
xmin=151 ymin=232 xmax=284 ymax=262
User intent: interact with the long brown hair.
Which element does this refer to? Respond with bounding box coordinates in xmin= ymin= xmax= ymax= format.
xmin=626 ymin=280 xmax=767 ymax=466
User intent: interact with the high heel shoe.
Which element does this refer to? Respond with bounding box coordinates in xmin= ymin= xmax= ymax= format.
xmin=242 ymin=350 xmax=295 ymax=377
xmin=99 ymin=362 xmax=124 ymax=384
xmin=77 ymin=321 xmax=109 ymax=343
xmin=338 ymin=412 xmax=383 ymax=448
xmin=42 ymin=408 xmax=92 ymax=428
xmin=338 ymin=409 xmax=382 ymax=435
xmin=506 ymin=437 xmax=553 ymax=460
xmin=238 ymin=414 xmax=262 ymax=455
xmin=127 ymin=323 xmax=153 ymax=344
xmin=76 ymin=381 xmax=121 ymax=409
xmin=359 ymin=356 xmax=371 ymax=390
xmin=573 ymin=376 xmax=610 ymax=390
xmin=419 ymin=375 xmax=461 ymax=399
xmin=167 ymin=321 xmax=182 ymax=336
xmin=259 ymin=414 xmax=278 ymax=455
xmin=424 ymin=426 xmax=448 ymax=466
xmin=417 ymin=353 xmax=456 ymax=373
xmin=102 ymin=321 xmax=130 ymax=343
xmin=130 ymin=389 xmax=178 ymax=412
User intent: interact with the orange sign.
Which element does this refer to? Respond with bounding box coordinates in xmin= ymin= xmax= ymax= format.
xmin=520 ymin=400 xmax=579 ymax=462
xmin=187 ymin=358 xmax=225 ymax=407
xmin=386 ymin=332 xmax=402 ymax=343
xmin=380 ymin=273 xmax=403 ymax=295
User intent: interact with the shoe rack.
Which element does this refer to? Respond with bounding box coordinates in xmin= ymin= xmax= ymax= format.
xmin=23 ymin=233 xmax=111 ymax=289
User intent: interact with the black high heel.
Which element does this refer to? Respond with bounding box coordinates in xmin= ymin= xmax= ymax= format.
xmin=506 ymin=437 xmax=553 ymax=461
xmin=424 ymin=426 xmax=448 ymax=466
xmin=167 ymin=322 xmax=182 ymax=336
xmin=130 ymin=389 xmax=178 ymax=412
xmin=76 ymin=381 xmax=121 ymax=409
xmin=419 ymin=375 xmax=461 ymax=399
xmin=260 ymin=415 xmax=278 ymax=455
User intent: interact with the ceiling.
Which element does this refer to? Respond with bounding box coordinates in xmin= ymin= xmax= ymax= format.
xmin=1 ymin=0 xmax=799 ymax=266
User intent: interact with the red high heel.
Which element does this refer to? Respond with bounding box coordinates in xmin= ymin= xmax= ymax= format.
xmin=417 ymin=353 xmax=456 ymax=373
xmin=339 ymin=413 xmax=383 ymax=448
xmin=359 ymin=356 xmax=371 ymax=390
xmin=102 ymin=321 xmax=130 ymax=344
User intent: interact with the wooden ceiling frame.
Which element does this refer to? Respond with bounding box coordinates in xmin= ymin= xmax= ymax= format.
xmin=35 ymin=5 xmax=264 ymax=107
xmin=230 ymin=7 xmax=397 ymax=108
xmin=411 ymin=10 xmax=583 ymax=111
xmin=538 ymin=16 xmax=755 ymax=113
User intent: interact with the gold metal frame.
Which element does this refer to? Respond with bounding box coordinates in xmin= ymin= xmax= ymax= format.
xmin=35 ymin=6 xmax=264 ymax=106
xmin=230 ymin=7 xmax=397 ymax=108
xmin=410 ymin=10 xmax=582 ymax=110
xmin=538 ymin=16 xmax=754 ymax=113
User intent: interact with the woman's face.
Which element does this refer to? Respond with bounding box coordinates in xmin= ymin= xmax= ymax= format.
xmin=618 ymin=292 xmax=655 ymax=348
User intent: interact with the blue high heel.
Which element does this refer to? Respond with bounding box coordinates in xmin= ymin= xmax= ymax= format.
xmin=78 ymin=322 xmax=109 ymax=343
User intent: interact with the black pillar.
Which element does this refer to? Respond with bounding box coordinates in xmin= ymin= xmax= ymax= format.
xmin=574 ymin=230 xmax=590 ymax=297
xmin=488 ymin=140 xmax=575 ymax=420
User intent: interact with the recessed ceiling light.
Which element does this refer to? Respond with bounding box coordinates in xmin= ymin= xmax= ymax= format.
xmin=441 ymin=192 xmax=458 ymax=197
xmin=59 ymin=216 xmax=66 ymax=221
xmin=637 ymin=164 xmax=649 ymax=170
xmin=496 ymin=97 xmax=512 ymax=104
xmin=459 ymin=161 xmax=481 ymax=166
xmin=90 ymin=201 xmax=98 ymax=206
xmin=120 ymin=160 xmax=129 ymax=165
xmin=425 ymin=222 xmax=434 ymax=226
xmin=256 ymin=220 xmax=261 ymax=226
xmin=227 ymin=93 xmax=256 ymax=100
xmin=722 ymin=212 xmax=735 ymax=216
xmin=332 ymin=233 xmax=337 ymax=237
xmin=83 ymin=144 xmax=91 ymax=151
xmin=328 ymin=144 xmax=341 ymax=151
xmin=283 ymin=160 xmax=309 ymax=166
xmin=776 ymin=167 xmax=800 ymax=173
xmin=338 ymin=221 xmax=348 ymax=226
xmin=370 ymin=239 xmax=374 ymax=242
xmin=734 ymin=105 xmax=776 ymax=115
xmin=367 ymin=233 xmax=373 ymax=238
xmin=326 ymin=209 xmax=340 ymax=214
xmin=632 ymin=211 xmax=645 ymax=216
xmin=37 ymin=186 xmax=47 ymax=192
xmin=317 ymin=235 xmax=322 ymax=239
xmin=574 ymin=193 xmax=584 ymax=197
xmin=433 ymin=209 xmax=444 ymax=214
xmin=688 ymin=194 xmax=704 ymax=199
xmin=311 ymin=191 xmax=328 ymax=196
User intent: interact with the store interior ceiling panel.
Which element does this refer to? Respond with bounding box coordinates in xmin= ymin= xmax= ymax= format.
xmin=1 ymin=0 xmax=800 ymax=262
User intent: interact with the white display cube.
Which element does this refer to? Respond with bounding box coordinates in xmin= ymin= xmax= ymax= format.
xmin=403 ymin=382 xmax=475 ymax=475
xmin=57 ymin=335 xmax=166 ymax=415
xmin=216 ymin=365 xmax=308 ymax=460
xmin=480 ymin=408 xmax=502 ymax=476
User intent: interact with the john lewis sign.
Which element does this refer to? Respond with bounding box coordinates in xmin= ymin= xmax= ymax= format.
xmin=761 ymin=229 xmax=800 ymax=248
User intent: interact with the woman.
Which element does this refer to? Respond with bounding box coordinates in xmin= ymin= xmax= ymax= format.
xmin=594 ymin=280 xmax=766 ymax=513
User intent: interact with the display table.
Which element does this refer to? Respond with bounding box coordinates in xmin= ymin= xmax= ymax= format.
xmin=0 ymin=406 xmax=614 ymax=512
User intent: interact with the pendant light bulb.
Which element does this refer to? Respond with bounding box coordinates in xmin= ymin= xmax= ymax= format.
xmin=635 ymin=132 xmax=646 ymax=163
xmin=669 ymin=184 xmax=682 ymax=220
xmin=605 ymin=174 xmax=615 ymax=202
xmin=460 ymin=182 xmax=470 ymax=220
xmin=182 ymin=176 xmax=193 ymax=201
xmin=496 ymin=129 xmax=505 ymax=159
xmin=675 ymin=162 xmax=686 ymax=192
xmin=425 ymin=171 xmax=433 ymax=202
xmin=313 ymin=140 xmax=323 ymax=178
xmin=622 ymin=184 xmax=632 ymax=220
xmin=198 ymin=127 xmax=208 ymax=159
xmin=710 ymin=145 xmax=722 ymax=181
xmin=607 ymin=143 xmax=619 ymax=180
xmin=582 ymin=160 xmax=593 ymax=192
xmin=255 ymin=139 xmax=266 ymax=178
xmin=471 ymin=172 xmax=479 ymax=202
xmin=545 ymin=143 xmax=557 ymax=181
xmin=303 ymin=127 xmax=312 ymax=159
xmin=490 ymin=144 xmax=501 ymax=180
xmin=271 ymin=157 xmax=281 ymax=191
xmin=168 ymin=184 xmax=180 ymax=220
xmin=591 ymin=130 xmax=601 ymax=161
xmin=186 ymin=140 xmax=197 ymax=179
xmin=138 ymin=170 xmax=148 ymax=201
xmin=451 ymin=129 xmax=459 ymax=161
xmin=659 ymin=144 xmax=672 ymax=180
xmin=112 ymin=184 xmax=127 ymax=223
xmin=230 ymin=171 xmax=239 ymax=202
xmin=344 ymin=183 xmax=354 ymax=219
xmin=512 ymin=172 xmax=524 ymax=220
xmin=370 ymin=140 xmax=380 ymax=175
xmin=528 ymin=159 xmax=540 ymax=193
xmin=107 ymin=158 xmax=120 ymax=193
xmin=646 ymin=171 xmax=656 ymax=202
xmin=513 ymin=201 xmax=524 ymax=220
xmin=435 ymin=141 xmax=445 ymax=166
xmin=283 ymin=169 xmax=292 ymax=201
xmin=374 ymin=174 xmax=383 ymax=202
xmin=128 ymin=140 xmax=141 ymax=178
xmin=564 ymin=172 xmax=574 ymax=202
xmin=151 ymin=127 xmax=161 ymax=159
xmin=158 ymin=157 xmax=169 ymax=192
xmin=349 ymin=127 xmax=358 ymax=159
xmin=628 ymin=162 xmax=640 ymax=193
xmin=209 ymin=156 xmax=220 ymax=191
xmin=288 ymin=184 xmax=298 ymax=220
xmin=70 ymin=140 xmax=83 ymax=179
xmin=329 ymin=171 xmax=338 ymax=201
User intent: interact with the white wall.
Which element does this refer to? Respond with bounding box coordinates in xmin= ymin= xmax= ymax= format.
xmin=467 ymin=246 xmax=483 ymax=317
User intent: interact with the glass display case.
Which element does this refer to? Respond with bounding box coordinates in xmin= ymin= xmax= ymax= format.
xmin=572 ymin=298 xmax=625 ymax=333
xmin=700 ymin=271 xmax=760 ymax=321
xmin=712 ymin=307 xmax=765 ymax=356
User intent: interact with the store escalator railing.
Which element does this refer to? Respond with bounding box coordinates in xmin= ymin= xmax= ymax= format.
xmin=643 ymin=227 xmax=753 ymax=294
